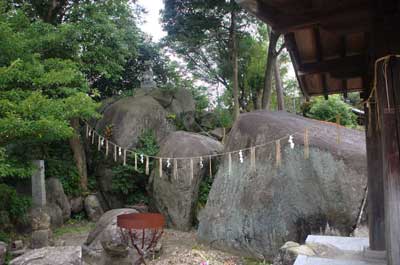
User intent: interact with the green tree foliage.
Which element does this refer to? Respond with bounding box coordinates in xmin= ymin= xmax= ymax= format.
xmin=111 ymin=130 xmax=159 ymax=204
xmin=305 ymin=95 xmax=357 ymax=127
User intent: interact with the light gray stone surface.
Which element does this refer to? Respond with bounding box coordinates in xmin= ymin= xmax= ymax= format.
xmin=32 ymin=160 xmax=46 ymax=208
xmin=294 ymin=255 xmax=386 ymax=265
xmin=10 ymin=246 xmax=82 ymax=265
xmin=306 ymin=235 xmax=369 ymax=252
xmin=198 ymin=111 xmax=367 ymax=259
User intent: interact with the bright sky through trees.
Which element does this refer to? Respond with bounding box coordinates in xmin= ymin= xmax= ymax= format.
xmin=137 ymin=0 xmax=166 ymax=41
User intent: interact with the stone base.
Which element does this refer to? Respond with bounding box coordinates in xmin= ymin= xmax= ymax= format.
xmin=31 ymin=229 xmax=51 ymax=249
xmin=363 ymin=249 xmax=386 ymax=262
xmin=294 ymin=236 xmax=387 ymax=265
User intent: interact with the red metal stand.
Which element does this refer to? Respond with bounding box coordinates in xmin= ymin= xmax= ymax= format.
xmin=117 ymin=213 xmax=165 ymax=265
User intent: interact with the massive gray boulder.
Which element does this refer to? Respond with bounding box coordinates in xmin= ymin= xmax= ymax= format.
xmin=197 ymin=111 xmax=367 ymax=259
xmin=149 ymin=88 xmax=195 ymax=115
xmin=150 ymin=131 xmax=223 ymax=231
xmin=10 ymin=246 xmax=82 ymax=265
xmin=92 ymin=89 xmax=196 ymax=209
xmin=95 ymin=96 xmax=174 ymax=149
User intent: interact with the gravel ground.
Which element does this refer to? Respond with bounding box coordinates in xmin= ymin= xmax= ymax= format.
xmin=55 ymin=223 xmax=262 ymax=265
xmin=148 ymin=229 xmax=244 ymax=265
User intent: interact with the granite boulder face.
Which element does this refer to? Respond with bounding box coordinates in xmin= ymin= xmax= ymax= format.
xmin=149 ymin=131 xmax=223 ymax=231
xmin=91 ymin=88 xmax=196 ymax=209
xmin=46 ymin=177 xmax=71 ymax=222
xmin=197 ymin=111 xmax=367 ymax=259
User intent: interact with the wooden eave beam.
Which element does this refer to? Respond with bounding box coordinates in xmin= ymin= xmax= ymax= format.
xmin=284 ymin=33 xmax=310 ymax=99
xmin=314 ymin=28 xmax=329 ymax=99
xmin=237 ymin=0 xmax=370 ymax=34
xmin=298 ymin=54 xmax=366 ymax=77
xmin=340 ymin=36 xmax=348 ymax=98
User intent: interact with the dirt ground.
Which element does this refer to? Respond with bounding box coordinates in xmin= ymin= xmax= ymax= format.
xmin=54 ymin=223 xmax=262 ymax=265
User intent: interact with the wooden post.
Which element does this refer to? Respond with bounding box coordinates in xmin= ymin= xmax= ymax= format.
xmin=365 ymin=100 xmax=385 ymax=250
xmin=370 ymin=3 xmax=400 ymax=262
xmin=375 ymin=57 xmax=400 ymax=265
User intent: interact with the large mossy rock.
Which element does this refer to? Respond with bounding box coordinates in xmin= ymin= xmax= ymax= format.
xmin=150 ymin=131 xmax=223 ymax=231
xmin=92 ymin=89 xmax=196 ymax=209
xmin=197 ymin=111 xmax=367 ymax=259
xmin=95 ymin=96 xmax=173 ymax=149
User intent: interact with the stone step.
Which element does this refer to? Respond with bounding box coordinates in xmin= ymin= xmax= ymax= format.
xmin=294 ymin=255 xmax=386 ymax=265
xmin=305 ymin=235 xmax=369 ymax=252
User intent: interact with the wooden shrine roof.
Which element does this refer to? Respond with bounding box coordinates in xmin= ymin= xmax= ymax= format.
xmin=237 ymin=0 xmax=370 ymax=97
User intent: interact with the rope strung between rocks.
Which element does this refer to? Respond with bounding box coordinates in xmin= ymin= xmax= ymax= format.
xmin=84 ymin=116 xmax=345 ymax=174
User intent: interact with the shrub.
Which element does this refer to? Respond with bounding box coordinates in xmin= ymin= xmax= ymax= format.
xmin=45 ymin=141 xmax=82 ymax=197
xmin=305 ymin=95 xmax=357 ymax=127
xmin=111 ymin=130 xmax=159 ymax=205
xmin=0 ymin=184 xmax=31 ymax=226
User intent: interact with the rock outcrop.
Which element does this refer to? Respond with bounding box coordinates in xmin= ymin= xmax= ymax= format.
xmin=46 ymin=178 xmax=71 ymax=222
xmin=10 ymin=246 xmax=82 ymax=265
xmin=197 ymin=111 xmax=367 ymax=259
xmin=150 ymin=131 xmax=223 ymax=231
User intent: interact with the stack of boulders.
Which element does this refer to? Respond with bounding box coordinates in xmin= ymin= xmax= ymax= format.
xmin=30 ymin=208 xmax=51 ymax=249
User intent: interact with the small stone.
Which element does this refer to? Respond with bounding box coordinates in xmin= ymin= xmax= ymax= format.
xmin=31 ymin=208 xmax=51 ymax=231
xmin=31 ymin=229 xmax=50 ymax=249
xmin=11 ymin=241 xmax=23 ymax=251
xmin=70 ymin=197 xmax=84 ymax=214
xmin=84 ymin=195 xmax=104 ymax=222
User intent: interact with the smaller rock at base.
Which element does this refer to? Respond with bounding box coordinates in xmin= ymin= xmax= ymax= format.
xmin=70 ymin=197 xmax=84 ymax=214
xmin=31 ymin=229 xmax=51 ymax=249
xmin=84 ymin=195 xmax=104 ymax=222
xmin=0 ymin=241 xmax=7 ymax=265
xmin=31 ymin=208 xmax=51 ymax=231
xmin=11 ymin=241 xmax=23 ymax=251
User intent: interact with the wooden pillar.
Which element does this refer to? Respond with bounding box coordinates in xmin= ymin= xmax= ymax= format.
xmin=375 ymin=57 xmax=400 ymax=265
xmin=370 ymin=2 xmax=400 ymax=263
xmin=365 ymin=100 xmax=385 ymax=250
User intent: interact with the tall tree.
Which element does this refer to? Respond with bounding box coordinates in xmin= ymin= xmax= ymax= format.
xmin=162 ymin=0 xmax=255 ymax=120
xmin=262 ymin=27 xmax=285 ymax=110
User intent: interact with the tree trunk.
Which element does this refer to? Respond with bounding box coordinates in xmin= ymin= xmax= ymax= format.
xmin=256 ymin=89 xmax=263 ymax=110
xmin=274 ymin=59 xmax=285 ymax=111
xmin=69 ymin=118 xmax=88 ymax=191
xmin=229 ymin=8 xmax=240 ymax=120
xmin=262 ymin=28 xmax=280 ymax=110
